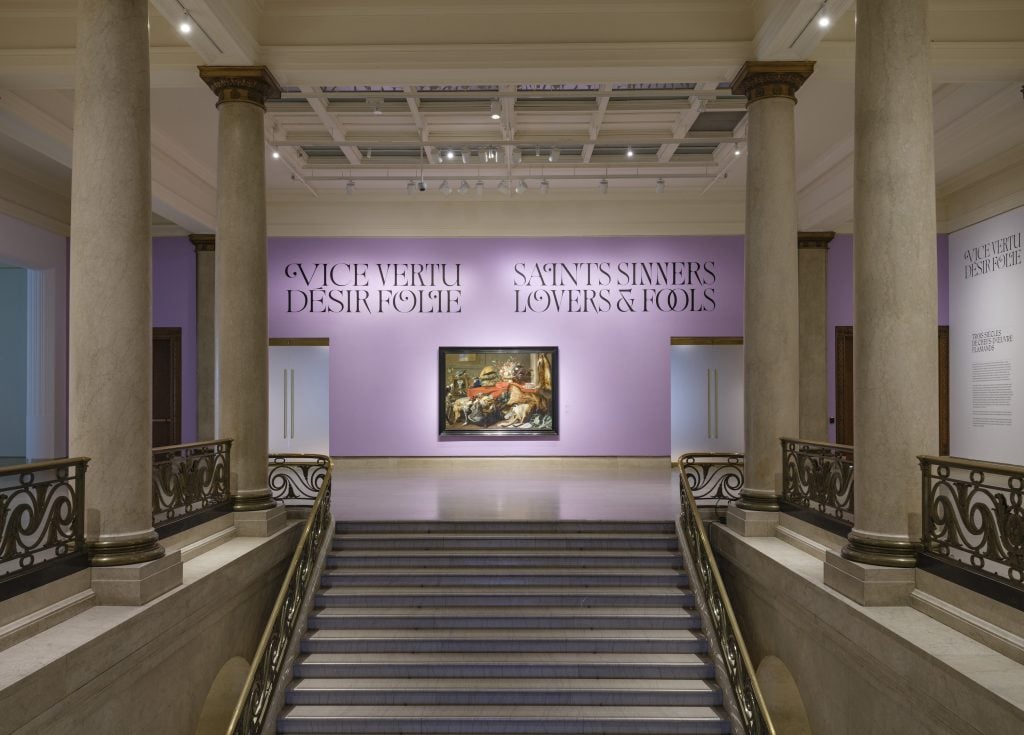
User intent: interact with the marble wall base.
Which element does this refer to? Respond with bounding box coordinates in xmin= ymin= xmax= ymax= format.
xmin=91 ymin=552 xmax=183 ymax=606
xmin=823 ymin=549 xmax=916 ymax=606
xmin=234 ymin=505 xmax=287 ymax=537
xmin=726 ymin=506 xmax=779 ymax=537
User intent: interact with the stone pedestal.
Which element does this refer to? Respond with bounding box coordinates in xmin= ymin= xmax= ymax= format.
xmin=839 ymin=0 xmax=937 ymax=570
xmin=69 ymin=0 xmax=175 ymax=598
xmin=731 ymin=61 xmax=814 ymax=522
xmin=199 ymin=67 xmax=282 ymax=523
xmin=798 ymin=231 xmax=833 ymax=442
xmin=189 ymin=234 xmax=216 ymax=441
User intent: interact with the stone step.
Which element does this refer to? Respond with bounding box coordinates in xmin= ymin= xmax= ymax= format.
xmin=300 ymin=629 xmax=708 ymax=655
xmin=318 ymin=568 xmax=688 ymax=588
xmin=333 ymin=533 xmax=679 ymax=551
xmin=277 ymin=704 xmax=732 ymax=734
xmin=293 ymin=652 xmax=716 ymax=680
xmin=285 ymin=677 xmax=723 ymax=707
xmin=335 ymin=521 xmax=676 ymax=535
xmin=326 ymin=550 xmax=683 ymax=569
xmin=314 ymin=587 xmax=695 ymax=608
xmin=306 ymin=606 xmax=703 ymax=631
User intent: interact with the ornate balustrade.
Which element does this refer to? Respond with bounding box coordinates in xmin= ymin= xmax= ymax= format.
xmin=1 ymin=458 xmax=89 ymax=598
xmin=268 ymin=453 xmax=330 ymax=505
xmin=677 ymin=452 xmax=744 ymax=517
xmin=678 ymin=458 xmax=775 ymax=734
xmin=151 ymin=440 xmax=231 ymax=535
xmin=228 ymin=455 xmax=333 ymax=734
xmin=780 ymin=437 xmax=854 ymax=533
xmin=919 ymin=455 xmax=1024 ymax=605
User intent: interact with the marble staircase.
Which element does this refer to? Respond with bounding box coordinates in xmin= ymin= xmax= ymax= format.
xmin=277 ymin=521 xmax=730 ymax=734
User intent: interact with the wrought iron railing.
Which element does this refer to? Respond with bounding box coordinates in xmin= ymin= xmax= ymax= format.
xmin=679 ymin=463 xmax=774 ymax=734
xmin=919 ymin=455 xmax=1024 ymax=600
xmin=780 ymin=437 xmax=854 ymax=531
xmin=152 ymin=440 xmax=232 ymax=533
xmin=677 ymin=452 xmax=744 ymax=516
xmin=227 ymin=455 xmax=333 ymax=734
xmin=268 ymin=453 xmax=330 ymax=505
xmin=1 ymin=458 xmax=89 ymax=593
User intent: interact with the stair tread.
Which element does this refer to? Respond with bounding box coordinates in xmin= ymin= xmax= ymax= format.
xmin=310 ymin=606 xmax=699 ymax=616
xmin=329 ymin=550 xmax=680 ymax=556
xmin=305 ymin=629 xmax=704 ymax=641
xmin=280 ymin=704 xmax=727 ymax=718
xmin=317 ymin=586 xmax=689 ymax=594
xmin=289 ymin=678 xmax=718 ymax=692
xmin=299 ymin=652 xmax=710 ymax=664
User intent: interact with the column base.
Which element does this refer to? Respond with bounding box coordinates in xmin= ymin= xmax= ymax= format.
xmin=841 ymin=530 xmax=921 ymax=568
xmin=824 ymin=549 xmax=916 ymax=606
xmin=232 ymin=491 xmax=277 ymax=513
xmin=235 ymin=504 xmax=287 ymax=537
xmin=91 ymin=550 xmax=183 ymax=606
xmin=734 ymin=486 xmax=781 ymax=513
xmin=88 ymin=529 xmax=164 ymax=566
xmin=726 ymin=504 xmax=779 ymax=537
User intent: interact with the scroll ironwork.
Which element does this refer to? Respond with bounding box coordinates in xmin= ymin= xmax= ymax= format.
xmin=780 ymin=437 xmax=854 ymax=527
xmin=679 ymin=461 xmax=775 ymax=735
xmin=1 ymin=458 xmax=88 ymax=585
xmin=227 ymin=455 xmax=333 ymax=735
xmin=920 ymin=455 xmax=1024 ymax=590
xmin=268 ymin=453 xmax=329 ymax=504
xmin=152 ymin=440 xmax=231 ymax=530
xmin=677 ymin=452 xmax=744 ymax=516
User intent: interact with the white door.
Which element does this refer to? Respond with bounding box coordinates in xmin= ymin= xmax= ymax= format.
xmin=268 ymin=344 xmax=330 ymax=454
xmin=670 ymin=341 xmax=743 ymax=459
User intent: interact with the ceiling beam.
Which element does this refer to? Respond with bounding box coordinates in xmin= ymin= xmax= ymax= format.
xmin=581 ymin=83 xmax=612 ymax=164
xmin=299 ymin=85 xmax=363 ymax=164
xmin=657 ymin=81 xmax=719 ymax=163
xmin=754 ymin=0 xmax=855 ymax=61
xmin=149 ymin=0 xmax=259 ymax=65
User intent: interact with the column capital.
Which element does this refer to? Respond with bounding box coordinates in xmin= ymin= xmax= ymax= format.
xmin=731 ymin=60 xmax=815 ymax=104
xmin=198 ymin=65 xmax=282 ymax=109
xmin=188 ymin=233 xmax=215 ymax=252
xmin=798 ymin=231 xmax=835 ymax=250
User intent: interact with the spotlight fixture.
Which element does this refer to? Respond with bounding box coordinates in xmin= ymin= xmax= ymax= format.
xmin=626 ymin=146 xmax=634 ymax=159
xmin=271 ymin=149 xmax=280 ymax=160
xmin=446 ymin=150 xmax=455 ymax=161
xmin=497 ymin=180 xmax=509 ymax=194
xmin=417 ymin=178 xmax=427 ymax=192
xmin=511 ymin=149 xmax=522 ymax=165
xmin=458 ymin=180 xmax=470 ymax=195
xmin=178 ymin=14 xmax=192 ymax=35
xmin=734 ymin=147 xmax=742 ymax=156
xmin=369 ymin=98 xmax=384 ymax=115
xmin=548 ymin=147 xmax=560 ymax=163
xmin=475 ymin=180 xmax=484 ymax=196
xmin=514 ymin=179 xmax=528 ymax=195
xmin=655 ymin=178 xmax=665 ymax=194
xmin=407 ymin=180 xmax=415 ymax=195
xmin=461 ymin=149 xmax=471 ymax=165
xmin=817 ymin=14 xmax=831 ymax=28
xmin=490 ymin=99 xmax=502 ymax=120
xmin=598 ymin=179 xmax=609 ymax=194
xmin=345 ymin=180 xmax=355 ymax=195
xmin=540 ymin=179 xmax=550 ymax=194
xmin=440 ymin=180 xmax=452 ymax=195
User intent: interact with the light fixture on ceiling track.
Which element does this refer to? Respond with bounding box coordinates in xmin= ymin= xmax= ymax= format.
xmin=655 ymin=178 xmax=666 ymax=194
xmin=171 ymin=0 xmax=224 ymax=53
xmin=540 ymin=179 xmax=550 ymax=194
xmin=178 ymin=12 xmax=192 ymax=35
xmin=598 ymin=179 xmax=609 ymax=194
xmin=407 ymin=180 xmax=416 ymax=195
xmin=369 ymin=98 xmax=383 ymax=115
xmin=626 ymin=146 xmax=634 ymax=159
xmin=458 ymin=180 xmax=471 ymax=195
xmin=446 ymin=150 xmax=455 ymax=161
xmin=440 ymin=180 xmax=452 ymax=196
xmin=548 ymin=147 xmax=560 ymax=163
xmin=514 ymin=179 xmax=528 ymax=195
xmin=490 ymin=99 xmax=502 ymax=120
xmin=345 ymin=180 xmax=355 ymax=195
xmin=271 ymin=149 xmax=280 ymax=160
xmin=497 ymin=180 xmax=509 ymax=194
xmin=461 ymin=149 xmax=471 ymax=164
xmin=475 ymin=180 xmax=485 ymax=196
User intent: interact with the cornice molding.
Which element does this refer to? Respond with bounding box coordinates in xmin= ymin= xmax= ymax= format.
xmin=188 ymin=234 xmax=216 ymax=251
xmin=798 ymin=231 xmax=835 ymax=249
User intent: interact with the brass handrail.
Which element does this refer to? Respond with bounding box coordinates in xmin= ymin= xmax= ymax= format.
xmin=677 ymin=457 xmax=775 ymax=735
xmin=226 ymin=454 xmax=334 ymax=734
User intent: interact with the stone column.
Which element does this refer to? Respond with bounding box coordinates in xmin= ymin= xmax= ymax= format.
xmin=798 ymin=231 xmax=833 ymax=442
xmin=189 ymin=234 xmax=215 ymax=441
xmin=199 ymin=67 xmax=284 ymax=534
xmin=727 ymin=61 xmax=814 ymax=534
xmin=69 ymin=0 xmax=181 ymax=600
xmin=831 ymin=0 xmax=937 ymax=583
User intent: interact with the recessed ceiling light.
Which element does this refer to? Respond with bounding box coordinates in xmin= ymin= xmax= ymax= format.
xmin=271 ymin=150 xmax=280 ymax=160
xmin=178 ymin=19 xmax=192 ymax=35
xmin=490 ymin=99 xmax=502 ymax=120
xmin=446 ymin=150 xmax=455 ymax=160
xmin=626 ymin=146 xmax=634 ymax=159
xmin=818 ymin=15 xmax=831 ymax=28
xmin=548 ymin=147 xmax=560 ymax=163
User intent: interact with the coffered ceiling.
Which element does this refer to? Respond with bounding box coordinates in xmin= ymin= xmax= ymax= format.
xmin=0 ymin=0 xmax=1020 ymax=237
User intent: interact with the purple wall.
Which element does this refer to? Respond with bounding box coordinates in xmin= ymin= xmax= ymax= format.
xmin=826 ymin=235 xmax=950 ymax=441
xmin=268 ymin=236 xmax=744 ymax=456
xmin=152 ymin=237 xmax=197 ymax=443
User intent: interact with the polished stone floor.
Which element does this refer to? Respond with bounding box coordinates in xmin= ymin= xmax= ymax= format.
xmin=331 ymin=459 xmax=680 ymax=521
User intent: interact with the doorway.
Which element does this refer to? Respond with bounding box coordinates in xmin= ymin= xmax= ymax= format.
xmin=152 ymin=327 xmax=182 ymax=447
xmin=670 ymin=337 xmax=744 ymax=458
xmin=834 ymin=325 xmax=949 ymax=454
xmin=269 ymin=338 xmax=330 ymax=455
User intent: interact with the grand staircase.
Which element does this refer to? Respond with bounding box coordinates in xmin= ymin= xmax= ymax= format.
xmin=277 ymin=521 xmax=731 ymax=734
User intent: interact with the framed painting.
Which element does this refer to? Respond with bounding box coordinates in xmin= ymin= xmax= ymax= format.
xmin=439 ymin=347 xmax=559 ymax=437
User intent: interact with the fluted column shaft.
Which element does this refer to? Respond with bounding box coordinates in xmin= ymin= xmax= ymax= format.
xmin=189 ymin=235 xmax=216 ymax=441
xmin=798 ymin=231 xmax=834 ymax=442
xmin=200 ymin=67 xmax=281 ymax=511
xmin=733 ymin=61 xmax=814 ymax=512
xmin=69 ymin=0 xmax=162 ymax=564
xmin=844 ymin=0 xmax=938 ymax=567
